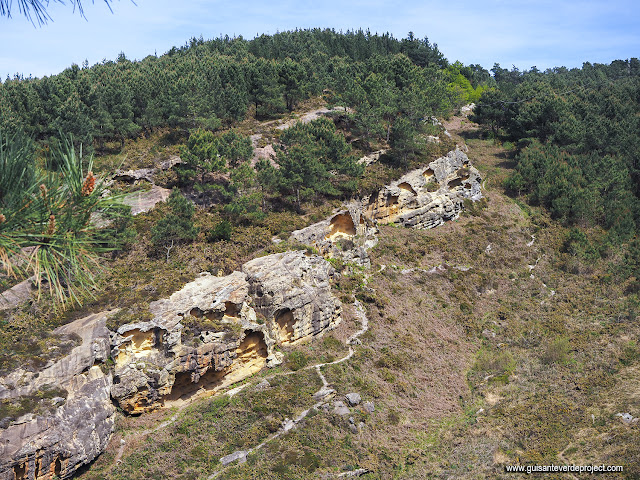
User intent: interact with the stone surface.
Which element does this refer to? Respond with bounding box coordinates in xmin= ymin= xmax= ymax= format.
xmin=114 ymin=167 xmax=156 ymax=183
xmin=220 ymin=450 xmax=247 ymax=466
xmin=365 ymin=148 xmax=482 ymax=229
xmin=112 ymin=251 xmax=342 ymax=413
xmin=290 ymin=149 xmax=482 ymax=267
xmin=460 ymin=103 xmax=476 ymax=114
xmin=290 ymin=203 xmax=378 ymax=268
xmin=616 ymin=412 xmax=638 ymax=424
xmin=111 ymin=271 xmax=277 ymax=414
xmin=254 ymin=379 xmax=271 ymax=391
xmin=121 ymin=185 xmax=172 ymax=216
xmin=345 ymin=393 xmax=361 ymax=406
xmin=243 ymin=251 xmax=342 ymax=345
xmin=363 ymin=401 xmax=375 ymax=413
xmin=333 ymin=400 xmax=350 ymax=416
xmin=114 ymin=156 xmax=183 ymax=183
xmin=313 ymin=386 xmax=336 ymax=402
xmin=0 ymin=277 xmax=35 ymax=312
xmin=0 ymin=312 xmax=115 ymax=480
xmin=357 ymin=149 xmax=387 ymax=166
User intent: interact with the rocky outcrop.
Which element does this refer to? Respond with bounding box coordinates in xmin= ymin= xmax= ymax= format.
xmin=365 ymin=148 xmax=481 ymax=229
xmin=357 ymin=149 xmax=387 ymax=166
xmin=114 ymin=156 xmax=183 ymax=183
xmin=110 ymin=271 xmax=276 ymax=414
xmin=290 ymin=204 xmax=378 ymax=268
xmin=0 ymin=277 xmax=35 ymax=312
xmin=1 ymin=251 xmax=343 ymax=476
xmin=111 ymin=252 xmax=342 ymax=414
xmin=0 ymin=312 xmax=115 ymax=480
xmin=121 ymin=185 xmax=172 ymax=216
xmin=243 ymin=251 xmax=342 ymax=345
xmin=290 ymin=149 xmax=482 ymax=264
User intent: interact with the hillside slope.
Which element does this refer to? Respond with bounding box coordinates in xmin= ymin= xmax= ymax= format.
xmin=72 ymin=114 xmax=639 ymax=479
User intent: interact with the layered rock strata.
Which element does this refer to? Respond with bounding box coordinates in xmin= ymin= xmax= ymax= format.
xmin=290 ymin=204 xmax=378 ymax=268
xmin=1 ymin=251 xmax=342 ymax=476
xmin=111 ymin=252 xmax=341 ymax=414
xmin=365 ymin=148 xmax=481 ymax=229
xmin=290 ymin=148 xmax=482 ymax=265
xmin=243 ymin=251 xmax=342 ymax=345
xmin=0 ymin=312 xmax=115 ymax=480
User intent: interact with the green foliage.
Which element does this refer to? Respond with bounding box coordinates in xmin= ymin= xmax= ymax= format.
xmin=0 ymin=29 xmax=449 ymax=151
xmin=286 ymin=350 xmax=310 ymax=371
xmin=620 ymin=340 xmax=639 ymax=366
xmin=179 ymin=129 xmax=227 ymax=180
xmin=562 ymin=228 xmax=600 ymax=260
xmin=260 ymin=118 xmax=363 ymax=207
xmin=471 ymin=347 xmax=516 ymax=384
xmin=540 ymin=337 xmax=571 ymax=365
xmin=0 ymin=132 xmax=120 ymax=307
xmin=208 ymin=220 xmax=232 ymax=242
xmin=445 ymin=62 xmax=490 ymax=106
xmin=150 ymin=188 xmax=198 ymax=257
xmin=475 ymin=61 xmax=640 ymax=249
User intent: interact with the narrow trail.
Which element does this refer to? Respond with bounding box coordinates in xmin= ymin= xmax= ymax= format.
xmin=208 ymin=299 xmax=370 ymax=479
xmin=108 ymin=299 xmax=371 ymax=478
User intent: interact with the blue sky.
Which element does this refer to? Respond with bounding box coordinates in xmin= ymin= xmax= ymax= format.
xmin=1 ymin=0 xmax=638 ymax=79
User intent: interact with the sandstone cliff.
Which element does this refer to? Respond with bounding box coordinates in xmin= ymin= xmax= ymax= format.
xmin=289 ymin=148 xmax=482 ymax=266
xmin=0 ymin=251 xmax=342 ymax=478
xmin=365 ymin=148 xmax=482 ymax=229
xmin=110 ymin=251 xmax=341 ymax=414
xmin=290 ymin=204 xmax=378 ymax=268
xmin=0 ymin=312 xmax=114 ymax=480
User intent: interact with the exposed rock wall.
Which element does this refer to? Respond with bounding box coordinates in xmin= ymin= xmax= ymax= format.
xmin=0 ymin=312 xmax=115 ymax=480
xmin=110 ymin=271 xmax=278 ymax=414
xmin=243 ymin=251 xmax=342 ymax=345
xmin=111 ymin=252 xmax=342 ymax=413
xmin=290 ymin=204 xmax=378 ymax=268
xmin=365 ymin=148 xmax=482 ymax=229
xmin=1 ymin=252 xmax=343 ymax=476
xmin=289 ymin=148 xmax=482 ymax=266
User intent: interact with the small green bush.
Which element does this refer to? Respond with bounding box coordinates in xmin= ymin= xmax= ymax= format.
xmin=287 ymin=351 xmax=309 ymax=371
xmin=541 ymin=337 xmax=571 ymax=365
xmin=208 ymin=220 xmax=232 ymax=242
xmin=620 ymin=340 xmax=639 ymax=366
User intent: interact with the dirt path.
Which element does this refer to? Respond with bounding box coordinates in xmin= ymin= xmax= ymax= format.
xmin=207 ymin=299 xmax=370 ymax=478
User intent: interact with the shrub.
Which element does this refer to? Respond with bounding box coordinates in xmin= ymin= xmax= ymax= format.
xmin=541 ymin=337 xmax=570 ymax=365
xmin=150 ymin=188 xmax=198 ymax=260
xmin=208 ymin=220 xmax=232 ymax=242
xmin=287 ymin=351 xmax=309 ymax=371
xmin=620 ymin=340 xmax=639 ymax=366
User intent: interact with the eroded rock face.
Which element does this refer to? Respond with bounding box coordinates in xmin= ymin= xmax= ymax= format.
xmin=290 ymin=149 xmax=482 ymax=266
xmin=366 ymin=148 xmax=481 ymax=229
xmin=110 ymin=271 xmax=277 ymax=414
xmin=111 ymin=253 xmax=343 ymax=413
xmin=0 ymin=312 xmax=115 ymax=480
xmin=243 ymin=251 xmax=342 ymax=345
xmin=290 ymin=204 xmax=378 ymax=268
xmin=121 ymin=185 xmax=172 ymax=216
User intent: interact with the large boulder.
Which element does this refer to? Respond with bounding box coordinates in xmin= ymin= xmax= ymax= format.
xmin=0 ymin=312 xmax=115 ymax=480
xmin=290 ymin=203 xmax=378 ymax=268
xmin=120 ymin=185 xmax=172 ymax=216
xmin=243 ymin=251 xmax=342 ymax=345
xmin=365 ymin=148 xmax=482 ymax=229
xmin=110 ymin=271 xmax=277 ymax=414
